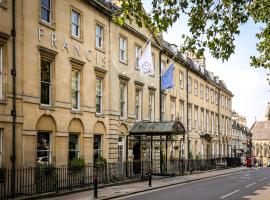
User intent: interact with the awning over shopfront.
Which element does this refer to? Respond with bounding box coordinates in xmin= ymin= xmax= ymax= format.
xmin=129 ymin=121 xmax=186 ymax=136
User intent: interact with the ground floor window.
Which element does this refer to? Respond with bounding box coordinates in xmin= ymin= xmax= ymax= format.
xmin=94 ymin=135 xmax=102 ymax=161
xmin=37 ymin=132 xmax=51 ymax=164
xmin=118 ymin=136 xmax=124 ymax=163
xmin=69 ymin=133 xmax=79 ymax=162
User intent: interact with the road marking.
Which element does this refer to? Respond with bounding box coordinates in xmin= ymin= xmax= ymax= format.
xmin=259 ymin=178 xmax=267 ymax=182
xmin=245 ymin=182 xmax=256 ymax=188
xmin=220 ymin=190 xmax=240 ymax=199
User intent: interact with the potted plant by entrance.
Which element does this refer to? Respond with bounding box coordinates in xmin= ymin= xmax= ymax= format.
xmin=69 ymin=157 xmax=85 ymax=172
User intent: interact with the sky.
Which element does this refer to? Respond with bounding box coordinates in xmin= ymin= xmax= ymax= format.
xmin=142 ymin=1 xmax=270 ymax=128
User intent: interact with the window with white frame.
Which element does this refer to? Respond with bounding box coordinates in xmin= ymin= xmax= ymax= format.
xmin=179 ymin=71 xmax=184 ymax=89
xmin=135 ymin=89 xmax=142 ymax=121
xmin=120 ymin=83 xmax=127 ymax=118
xmin=94 ymin=135 xmax=102 ymax=161
xmin=161 ymin=60 xmax=166 ymax=73
xmin=71 ymin=69 xmax=80 ymax=110
xmin=96 ymin=77 xmax=103 ymax=114
xmin=211 ymin=113 xmax=214 ymax=133
xmin=0 ymin=47 xmax=3 ymax=100
xmin=135 ymin=45 xmax=142 ymax=69
xmin=221 ymin=95 xmax=224 ymax=107
xmin=205 ymin=86 xmax=209 ymax=101
xmin=119 ymin=36 xmax=127 ymax=63
xmin=71 ymin=9 xmax=81 ymax=38
xmin=201 ymin=108 xmax=204 ymax=131
xmin=40 ymin=59 xmax=51 ymax=105
xmin=69 ymin=133 xmax=79 ymax=162
xmin=37 ymin=132 xmax=51 ymax=164
xmin=206 ymin=111 xmax=209 ymax=132
xmin=188 ymin=77 xmax=192 ymax=93
xmin=179 ymin=101 xmax=184 ymax=123
xmin=41 ymin=0 xmax=51 ymax=23
xmin=200 ymin=84 xmax=204 ymax=98
xmin=171 ymin=99 xmax=176 ymax=121
xmin=194 ymin=81 xmax=198 ymax=96
xmin=194 ymin=107 xmax=198 ymax=131
xmin=188 ymin=105 xmax=192 ymax=131
xmin=215 ymin=114 xmax=218 ymax=134
xmin=161 ymin=95 xmax=165 ymax=122
xmin=118 ymin=136 xmax=125 ymax=163
xmin=149 ymin=92 xmax=155 ymax=121
xmin=0 ymin=129 xmax=2 ymax=168
xmin=211 ymin=89 xmax=214 ymax=103
xmin=96 ymin=24 xmax=104 ymax=49
xmin=215 ymin=91 xmax=218 ymax=105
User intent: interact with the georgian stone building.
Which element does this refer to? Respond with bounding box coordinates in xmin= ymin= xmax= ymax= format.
xmin=251 ymin=103 xmax=270 ymax=166
xmin=0 ymin=0 xmax=233 ymax=168
xmin=231 ymin=111 xmax=252 ymax=158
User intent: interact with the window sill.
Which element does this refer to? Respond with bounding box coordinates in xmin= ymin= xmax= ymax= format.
xmin=71 ymin=35 xmax=83 ymax=43
xmin=39 ymin=20 xmax=55 ymax=30
xmin=119 ymin=60 xmax=128 ymax=65
xmin=0 ymin=2 xmax=7 ymax=9
xmin=96 ymin=113 xmax=105 ymax=118
xmin=0 ymin=99 xmax=7 ymax=105
xmin=95 ymin=47 xmax=106 ymax=54
xmin=71 ymin=109 xmax=82 ymax=115
xmin=40 ymin=104 xmax=55 ymax=111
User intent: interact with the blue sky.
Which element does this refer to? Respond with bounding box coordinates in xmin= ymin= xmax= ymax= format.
xmin=143 ymin=1 xmax=270 ymax=127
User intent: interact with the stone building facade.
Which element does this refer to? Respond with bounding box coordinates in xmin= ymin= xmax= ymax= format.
xmin=251 ymin=103 xmax=270 ymax=166
xmin=0 ymin=0 xmax=233 ymax=168
xmin=231 ymin=111 xmax=252 ymax=159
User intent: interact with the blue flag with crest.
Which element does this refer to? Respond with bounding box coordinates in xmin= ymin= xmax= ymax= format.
xmin=161 ymin=63 xmax=174 ymax=90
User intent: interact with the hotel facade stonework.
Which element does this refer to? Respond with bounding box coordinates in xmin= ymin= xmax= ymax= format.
xmin=0 ymin=0 xmax=233 ymax=168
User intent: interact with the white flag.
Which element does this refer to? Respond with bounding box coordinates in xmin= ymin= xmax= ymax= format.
xmin=138 ymin=42 xmax=155 ymax=76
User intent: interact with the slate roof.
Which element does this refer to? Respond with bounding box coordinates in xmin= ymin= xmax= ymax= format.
xmin=251 ymin=121 xmax=270 ymax=140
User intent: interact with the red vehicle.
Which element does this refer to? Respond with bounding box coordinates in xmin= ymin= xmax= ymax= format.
xmin=246 ymin=157 xmax=251 ymax=167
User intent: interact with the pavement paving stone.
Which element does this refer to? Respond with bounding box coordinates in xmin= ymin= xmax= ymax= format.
xmin=43 ymin=167 xmax=249 ymax=200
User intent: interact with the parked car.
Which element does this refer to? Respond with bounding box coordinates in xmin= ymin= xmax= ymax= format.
xmin=267 ymin=160 xmax=270 ymax=167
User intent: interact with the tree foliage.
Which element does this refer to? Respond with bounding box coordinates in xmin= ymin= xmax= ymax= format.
xmin=113 ymin=0 xmax=270 ymax=68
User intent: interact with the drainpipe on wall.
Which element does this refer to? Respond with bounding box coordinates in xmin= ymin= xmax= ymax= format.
xmin=11 ymin=0 xmax=17 ymax=196
xmin=218 ymin=89 xmax=221 ymax=160
xmin=186 ymin=69 xmax=189 ymax=161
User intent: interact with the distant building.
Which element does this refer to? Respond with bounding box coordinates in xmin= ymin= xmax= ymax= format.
xmin=231 ymin=111 xmax=252 ymax=158
xmin=250 ymin=103 xmax=270 ymax=166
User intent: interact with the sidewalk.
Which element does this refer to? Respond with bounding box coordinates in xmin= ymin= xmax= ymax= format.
xmin=42 ymin=167 xmax=248 ymax=200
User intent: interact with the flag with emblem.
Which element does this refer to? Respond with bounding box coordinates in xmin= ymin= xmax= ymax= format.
xmin=138 ymin=42 xmax=155 ymax=76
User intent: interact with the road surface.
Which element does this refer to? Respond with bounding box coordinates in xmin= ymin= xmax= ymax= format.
xmin=120 ymin=168 xmax=270 ymax=200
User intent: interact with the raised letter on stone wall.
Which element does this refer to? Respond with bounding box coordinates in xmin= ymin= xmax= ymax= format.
xmin=86 ymin=49 xmax=93 ymax=61
xmin=74 ymin=44 xmax=81 ymax=58
xmin=38 ymin=27 xmax=44 ymax=42
xmin=51 ymin=33 xmax=57 ymax=48
xmin=62 ymin=40 xmax=69 ymax=53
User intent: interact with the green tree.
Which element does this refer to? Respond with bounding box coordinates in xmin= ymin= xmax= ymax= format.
xmin=113 ymin=0 xmax=270 ymax=68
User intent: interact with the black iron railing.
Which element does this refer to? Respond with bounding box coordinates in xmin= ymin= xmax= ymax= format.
xmin=0 ymin=158 xmax=241 ymax=199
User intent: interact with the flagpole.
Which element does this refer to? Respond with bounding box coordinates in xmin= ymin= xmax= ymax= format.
xmin=130 ymin=35 xmax=152 ymax=68
xmin=160 ymin=51 xmax=178 ymax=76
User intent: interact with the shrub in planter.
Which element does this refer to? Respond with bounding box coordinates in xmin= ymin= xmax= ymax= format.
xmin=37 ymin=164 xmax=54 ymax=176
xmin=69 ymin=157 xmax=85 ymax=172
xmin=94 ymin=155 xmax=107 ymax=171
